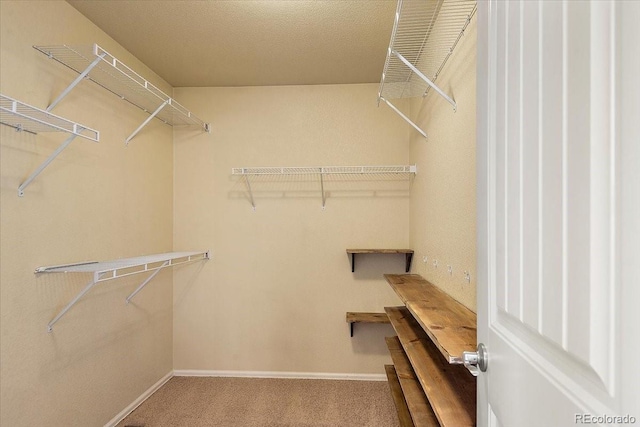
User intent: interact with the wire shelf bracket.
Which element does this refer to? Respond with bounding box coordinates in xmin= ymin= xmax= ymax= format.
xmin=379 ymin=97 xmax=427 ymax=138
xmin=33 ymin=44 xmax=211 ymax=145
xmin=378 ymin=0 xmax=477 ymax=137
xmin=1 ymin=93 xmax=100 ymax=196
xmin=232 ymin=165 xmax=417 ymax=210
xmin=36 ymin=251 xmax=210 ymax=332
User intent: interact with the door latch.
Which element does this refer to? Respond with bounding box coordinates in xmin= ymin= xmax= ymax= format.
xmin=454 ymin=343 xmax=488 ymax=376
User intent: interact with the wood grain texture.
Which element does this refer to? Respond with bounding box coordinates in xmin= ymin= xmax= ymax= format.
xmin=385 ymin=274 xmax=477 ymax=362
xmin=346 ymin=312 xmax=390 ymax=324
xmin=386 ymin=338 xmax=439 ymax=427
xmin=384 ymin=365 xmax=416 ymax=427
xmin=385 ymin=306 xmax=476 ymax=427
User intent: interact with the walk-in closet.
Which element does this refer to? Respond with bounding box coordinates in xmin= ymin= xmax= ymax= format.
xmin=1 ymin=1 xmax=638 ymax=426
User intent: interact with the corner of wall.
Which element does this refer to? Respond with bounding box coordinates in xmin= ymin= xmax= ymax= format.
xmin=408 ymin=14 xmax=478 ymax=312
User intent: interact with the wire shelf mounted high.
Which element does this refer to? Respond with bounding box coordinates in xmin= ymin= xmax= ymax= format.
xmin=378 ymin=0 xmax=477 ymax=138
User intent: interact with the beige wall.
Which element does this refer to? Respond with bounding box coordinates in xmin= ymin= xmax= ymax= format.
xmin=0 ymin=2 xmax=174 ymax=425
xmin=173 ymin=84 xmax=410 ymax=374
xmin=408 ymin=16 xmax=477 ymax=311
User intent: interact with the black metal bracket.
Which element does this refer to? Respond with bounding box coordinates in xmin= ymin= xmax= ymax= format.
xmin=405 ymin=253 xmax=413 ymax=273
xmin=349 ymin=252 xmax=413 ymax=273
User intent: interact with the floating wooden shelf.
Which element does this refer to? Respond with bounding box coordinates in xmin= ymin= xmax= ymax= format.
xmin=386 ymin=338 xmax=439 ymax=427
xmin=345 ymin=312 xmax=390 ymax=337
xmin=385 ymin=274 xmax=476 ymax=363
xmin=385 ymin=306 xmax=476 ymax=427
xmin=346 ymin=249 xmax=414 ymax=273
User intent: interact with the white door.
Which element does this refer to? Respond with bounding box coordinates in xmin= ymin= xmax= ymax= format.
xmin=476 ymin=1 xmax=640 ymax=426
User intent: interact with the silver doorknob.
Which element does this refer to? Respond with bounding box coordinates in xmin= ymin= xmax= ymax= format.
xmin=456 ymin=343 xmax=488 ymax=376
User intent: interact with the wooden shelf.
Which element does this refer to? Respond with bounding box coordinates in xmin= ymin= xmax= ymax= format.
xmin=385 ymin=274 xmax=476 ymax=363
xmin=386 ymin=338 xmax=439 ymax=427
xmin=385 ymin=306 xmax=476 ymax=427
xmin=345 ymin=312 xmax=390 ymax=337
xmin=384 ymin=365 xmax=415 ymax=427
xmin=346 ymin=249 xmax=414 ymax=272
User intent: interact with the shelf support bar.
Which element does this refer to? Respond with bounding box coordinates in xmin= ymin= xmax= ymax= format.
xmin=18 ymin=134 xmax=78 ymax=196
xmin=46 ymin=53 xmax=107 ymax=112
xmin=320 ymin=170 xmax=326 ymax=209
xmin=244 ymin=176 xmax=256 ymax=211
xmin=47 ymin=276 xmax=99 ymax=332
xmin=125 ymin=261 xmax=170 ymax=304
xmin=125 ymin=100 xmax=169 ymax=145
xmin=405 ymin=253 xmax=413 ymax=273
xmin=392 ymin=50 xmax=457 ymax=111
xmin=380 ymin=97 xmax=427 ymax=138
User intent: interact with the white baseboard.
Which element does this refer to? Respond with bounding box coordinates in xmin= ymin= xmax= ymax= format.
xmin=104 ymin=370 xmax=173 ymax=427
xmin=173 ymin=369 xmax=387 ymax=381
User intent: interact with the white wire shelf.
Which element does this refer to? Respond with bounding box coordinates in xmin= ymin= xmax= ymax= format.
xmin=232 ymin=165 xmax=416 ymax=210
xmin=1 ymin=93 xmax=100 ymax=196
xmin=232 ymin=165 xmax=417 ymax=175
xmin=0 ymin=94 xmax=99 ymax=140
xmin=378 ymin=0 xmax=477 ymax=137
xmin=37 ymin=251 xmax=210 ymax=331
xmin=33 ymin=44 xmax=210 ymax=144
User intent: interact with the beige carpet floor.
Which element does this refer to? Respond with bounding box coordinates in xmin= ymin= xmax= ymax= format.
xmin=117 ymin=376 xmax=401 ymax=427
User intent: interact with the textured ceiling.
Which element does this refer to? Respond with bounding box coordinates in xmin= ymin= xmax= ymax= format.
xmin=67 ymin=0 xmax=397 ymax=88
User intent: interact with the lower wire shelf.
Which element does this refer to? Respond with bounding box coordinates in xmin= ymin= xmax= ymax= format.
xmin=36 ymin=251 xmax=210 ymax=331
